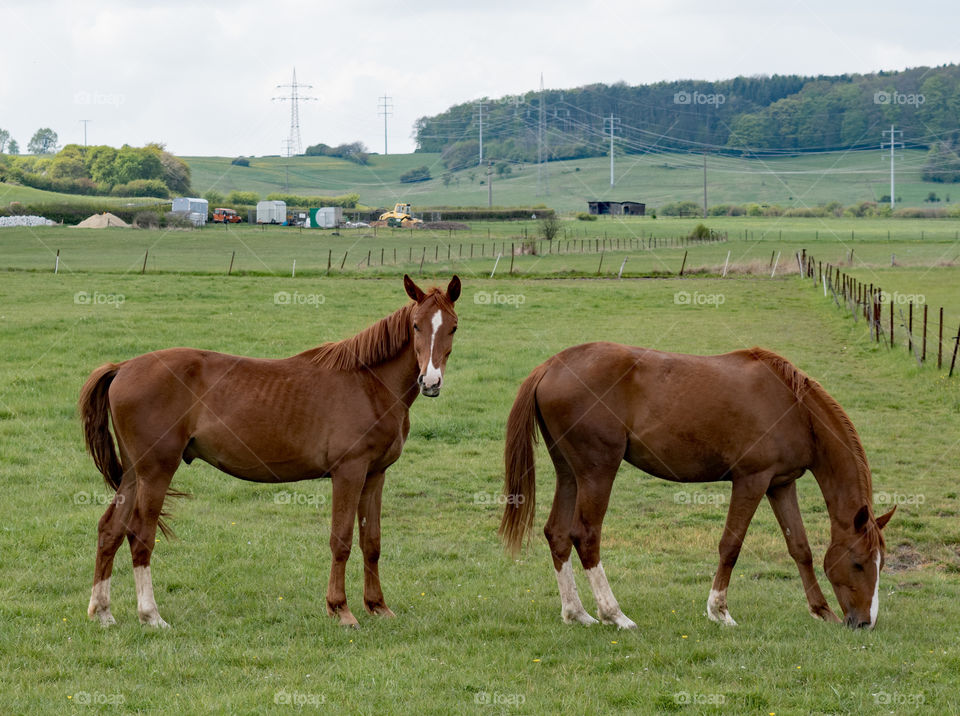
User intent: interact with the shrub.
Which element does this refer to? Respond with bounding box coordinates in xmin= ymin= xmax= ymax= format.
xmin=231 ymin=157 xmax=250 ymax=167
xmin=658 ymin=200 xmax=700 ymax=217
xmin=203 ymin=190 xmax=225 ymax=205
xmin=264 ymin=192 xmax=359 ymax=208
xmin=539 ymin=214 xmax=561 ymax=241
xmin=133 ymin=211 xmax=160 ymax=229
xmin=576 ymin=212 xmax=598 ymax=221
xmin=111 ymin=179 xmax=169 ymax=198
xmin=399 ymin=166 xmax=431 ymax=184
xmin=228 ymin=190 xmax=260 ymax=205
xmin=690 ymin=223 xmax=711 ymax=240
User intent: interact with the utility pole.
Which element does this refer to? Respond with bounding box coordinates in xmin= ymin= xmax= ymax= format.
xmin=882 ymin=125 xmax=902 ymax=210
xmin=378 ymin=95 xmax=393 ymax=155
xmin=487 ymin=161 xmax=493 ymax=208
xmin=79 ymin=119 xmax=91 ymax=147
xmin=273 ymin=68 xmax=317 ymax=157
xmin=537 ymin=73 xmax=548 ymax=195
xmin=604 ymin=115 xmax=620 ymax=187
xmin=475 ymin=100 xmax=486 ymax=166
xmin=702 ymin=152 xmax=708 ymax=218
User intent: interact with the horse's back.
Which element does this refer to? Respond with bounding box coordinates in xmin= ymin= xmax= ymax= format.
xmin=534 ymin=343 xmax=813 ymax=482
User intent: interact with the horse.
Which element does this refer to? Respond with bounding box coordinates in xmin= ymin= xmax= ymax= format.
xmin=499 ymin=342 xmax=895 ymax=630
xmin=80 ymin=274 xmax=461 ymax=628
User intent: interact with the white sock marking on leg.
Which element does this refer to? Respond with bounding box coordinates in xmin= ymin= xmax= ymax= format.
xmin=584 ymin=561 xmax=636 ymax=629
xmin=134 ymin=565 xmax=168 ymax=628
xmin=555 ymin=560 xmax=597 ymax=625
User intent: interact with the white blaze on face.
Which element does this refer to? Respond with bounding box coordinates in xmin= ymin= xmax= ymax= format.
xmin=869 ymin=550 xmax=881 ymax=628
xmin=421 ymin=310 xmax=444 ymax=390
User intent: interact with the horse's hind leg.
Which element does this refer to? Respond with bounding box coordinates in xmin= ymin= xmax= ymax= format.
xmin=543 ymin=442 xmax=596 ymax=625
xmin=125 ymin=453 xmax=179 ymax=628
xmin=88 ymin=472 xmax=136 ymax=626
xmin=766 ymin=481 xmax=840 ymax=623
xmin=569 ymin=460 xmax=636 ymax=630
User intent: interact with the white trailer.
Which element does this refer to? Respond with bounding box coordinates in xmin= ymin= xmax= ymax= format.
xmin=171 ymin=197 xmax=208 ymax=226
xmin=257 ymin=200 xmax=287 ymax=224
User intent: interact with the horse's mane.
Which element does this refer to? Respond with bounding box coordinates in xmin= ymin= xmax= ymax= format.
xmin=748 ymin=347 xmax=879 ymax=541
xmin=308 ymin=288 xmax=452 ymax=371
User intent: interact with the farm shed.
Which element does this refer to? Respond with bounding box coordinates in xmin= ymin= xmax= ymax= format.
xmin=587 ymin=200 xmax=646 ymax=216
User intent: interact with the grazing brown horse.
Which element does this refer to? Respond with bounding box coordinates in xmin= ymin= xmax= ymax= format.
xmin=80 ymin=274 xmax=460 ymax=628
xmin=500 ymin=343 xmax=895 ymax=630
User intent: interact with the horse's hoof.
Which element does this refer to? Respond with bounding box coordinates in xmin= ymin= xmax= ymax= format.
xmin=810 ymin=605 xmax=841 ymax=623
xmin=562 ymin=610 xmax=599 ymax=626
xmin=600 ymin=612 xmax=637 ymax=630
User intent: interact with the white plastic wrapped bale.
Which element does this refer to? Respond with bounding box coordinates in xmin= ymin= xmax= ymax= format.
xmin=0 ymin=215 xmax=55 ymax=228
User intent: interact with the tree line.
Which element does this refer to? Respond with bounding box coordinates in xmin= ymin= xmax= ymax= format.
xmin=414 ymin=64 xmax=960 ymax=180
xmin=0 ymin=132 xmax=191 ymax=198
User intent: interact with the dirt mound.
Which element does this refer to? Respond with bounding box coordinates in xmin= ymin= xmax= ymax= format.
xmin=75 ymin=212 xmax=130 ymax=228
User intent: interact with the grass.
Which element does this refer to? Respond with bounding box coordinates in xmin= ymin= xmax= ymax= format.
xmin=1 ymin=233 xmax=959 ymax=713
xmin=184 ymin=148 xmax=958 ymax=213
xmin=0 ymin=182 xmax=164 ymax=208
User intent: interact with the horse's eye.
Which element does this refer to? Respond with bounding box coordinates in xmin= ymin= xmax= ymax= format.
xmin=852 ymin=562 xmax=864 ymax=572
xmin=450 ymin=325 xmax=457 ymax=334
xmin=413 ymin=324 xmax=420 ymax=332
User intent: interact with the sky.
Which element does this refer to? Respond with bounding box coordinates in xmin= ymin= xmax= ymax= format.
xmin=1 ymin=0 xmax=958 ymax=157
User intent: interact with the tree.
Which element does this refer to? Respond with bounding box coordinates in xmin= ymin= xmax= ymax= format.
xmin=7 ymin=139 xmax=19 ymax=155
xmin=28 ymin=128 xmax=59 ymax=154
xmin=539 ymin=214 xmax=561 ymax=241
xmin=0 ymin=129 xmax=9 ymax=153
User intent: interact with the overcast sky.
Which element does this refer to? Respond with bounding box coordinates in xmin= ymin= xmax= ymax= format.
xmin=1 ymin=0 xmax=957 ymax=157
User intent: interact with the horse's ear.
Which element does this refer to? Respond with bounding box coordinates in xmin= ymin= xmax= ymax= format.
xmin=876 ymin=506 xmax=896 ymax=530
xmin=853 ymin=504 xmax=870 ymax=532
xmin=404 ymin=274 xmax=425 ymax=303
xmin=446 ymin=275 xmax=461 ymax=303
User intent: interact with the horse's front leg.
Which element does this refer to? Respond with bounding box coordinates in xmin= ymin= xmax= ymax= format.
xmin=707 ymin=475 xmax=769 ymax=626
xmin=357 ymin=470 xmax=394 ymax=617
xmin=326 ymin=460 xmax=367 ymax=627
xmin=766 ymin=481 xmax=840 ymax=623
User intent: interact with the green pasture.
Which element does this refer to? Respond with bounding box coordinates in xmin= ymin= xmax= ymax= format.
xmin=1 ymin=255 xmax=959 ymax=713
xmin=184 ymin=148 xmax=952 ymax=213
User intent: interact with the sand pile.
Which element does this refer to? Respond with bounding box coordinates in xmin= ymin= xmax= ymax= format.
xmin=75 ymin=212 xmax=129 ymax=228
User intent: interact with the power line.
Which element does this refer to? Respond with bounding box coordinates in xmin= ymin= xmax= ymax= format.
xmin=273 ymin=68 xmax=317 ymax=157
xmin=378 ymin=95 xmax=393 ymax=155
xmin=537 ymin=73 xmax=548 ymax=195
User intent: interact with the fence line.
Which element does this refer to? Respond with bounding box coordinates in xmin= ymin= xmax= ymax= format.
xmin=800 ymin=250 xmax=959 ymax=376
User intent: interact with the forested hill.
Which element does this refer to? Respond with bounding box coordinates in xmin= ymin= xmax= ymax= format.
xmin=414 ymin=65 xmax=960 ymax=169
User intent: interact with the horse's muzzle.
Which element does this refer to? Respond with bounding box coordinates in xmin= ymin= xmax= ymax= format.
xmin=418 ymin=375 xmax=441 ymax=397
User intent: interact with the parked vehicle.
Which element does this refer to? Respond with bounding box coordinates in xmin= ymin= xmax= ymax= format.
xmin=171 ymin=197 xmax=209 ymax=227
xmin=256 ymin=200 xmax=287 ymax=225
xmin=212 ymin=208 xmax=242 ymax=223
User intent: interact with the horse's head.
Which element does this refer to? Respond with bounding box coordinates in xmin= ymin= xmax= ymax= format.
xmin=824 ymin=505 xmax=895 ymax=628
xmin=403 ymin=274 xmax=461 ymax=397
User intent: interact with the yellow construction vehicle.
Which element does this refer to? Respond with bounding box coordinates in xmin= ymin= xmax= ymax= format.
xmin=378 ymin=202 xmax=422 ymax=227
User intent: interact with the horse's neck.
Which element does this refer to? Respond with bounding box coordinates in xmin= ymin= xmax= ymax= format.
xmin=370 ymin=340 xmax=421 ymax=408
xmin=806 ymin=392 xmax=871 ymax=534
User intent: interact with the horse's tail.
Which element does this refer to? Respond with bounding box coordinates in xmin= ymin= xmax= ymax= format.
xmin=79 ymin=363 xmax=123 ymax=492
xmin=499 ymin=360 xmax=551 ymax=556
xmin=78 ymin=362 xmax=183 ymax=539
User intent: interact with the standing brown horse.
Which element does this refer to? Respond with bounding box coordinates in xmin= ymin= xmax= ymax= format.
xmin=500 ymin=343 xmax=895 ymax=630
xmin=80 ymin=275 xmax=460 ymax=628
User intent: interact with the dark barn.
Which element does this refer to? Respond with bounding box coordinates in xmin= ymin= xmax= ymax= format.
xmin=587 ymin=200 xmax=646 ymax=216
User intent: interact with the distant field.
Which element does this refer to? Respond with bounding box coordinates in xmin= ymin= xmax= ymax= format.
xmin=0 ymin=182 xmax=163 ymax=208
xmin=184 ymin=148 xmax=956 ymax=213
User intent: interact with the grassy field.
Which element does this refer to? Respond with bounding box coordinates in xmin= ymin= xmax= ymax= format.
xmin=1 ymin=226 xmax=959 ymax=713
xmin=0 ymin=182 xmax=164 ymax=209
xmin=183 ymin=148 xmax=956 ymax=213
